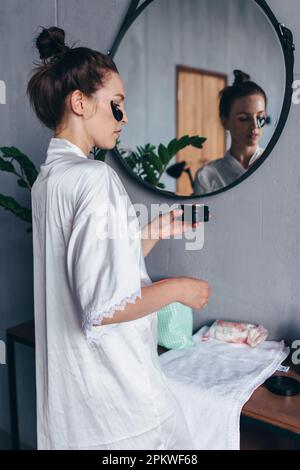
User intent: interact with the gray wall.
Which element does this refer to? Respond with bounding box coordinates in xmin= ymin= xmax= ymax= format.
xmin=0 ymin=0 xmax=299 ymax=448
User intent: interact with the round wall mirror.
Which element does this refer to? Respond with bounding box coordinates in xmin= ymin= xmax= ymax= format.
xmin=110 ymin=0 xmax=294 ymax=198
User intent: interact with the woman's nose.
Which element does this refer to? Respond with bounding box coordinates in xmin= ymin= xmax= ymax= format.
xmin=122 ymin=108 xmax=129 ymax=124
xmin=250 ymin=118 xmax=259 ymax=130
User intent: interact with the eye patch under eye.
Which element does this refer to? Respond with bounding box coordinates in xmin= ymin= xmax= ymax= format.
xmin=257 ymin=116 xmax=266 ymax=129
xmin=110 ymin=101 xmax=123 ymax=122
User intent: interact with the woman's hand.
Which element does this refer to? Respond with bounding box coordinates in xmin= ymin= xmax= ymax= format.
xmin=148 ymin=208 xmax=201 ymax=240
xmin=141 ymin=209 xmax=201 ymax=257
xmin=176 ymin=276 xmax=211 ymax=310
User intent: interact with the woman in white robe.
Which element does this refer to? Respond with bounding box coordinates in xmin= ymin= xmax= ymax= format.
xmin=193 ymin=147 xmax=264 ymax=195
xmin=27 ymin=27 xmax=210 ymax=450
xmin=194 ymin=70 xmax=267 ymax=195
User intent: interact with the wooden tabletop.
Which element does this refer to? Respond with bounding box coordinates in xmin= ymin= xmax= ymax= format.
xmin=242 ymin=359 xmax=300 ymax=435
xmin=6 ymin=319 xmax=35 ymax=346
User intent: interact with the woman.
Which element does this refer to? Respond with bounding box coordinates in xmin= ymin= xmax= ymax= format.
xmin=27 ymin=27 xmax=210 ymax=450
xmin=193 ymin=70 xmax=267 ymax=195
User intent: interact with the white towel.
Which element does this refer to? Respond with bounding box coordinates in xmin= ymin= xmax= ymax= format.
xmin=159 ymin=326 xmax=289 ymax=450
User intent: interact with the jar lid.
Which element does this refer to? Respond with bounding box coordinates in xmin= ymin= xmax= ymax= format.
xmin=264 ymin=376 xmax=300 ymax=396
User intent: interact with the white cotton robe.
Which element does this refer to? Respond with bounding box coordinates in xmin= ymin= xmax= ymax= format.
xmin=31 ymin=137 xmax=194 ymax=450
xmin=193 ymin=147 xmax=264 ymax=194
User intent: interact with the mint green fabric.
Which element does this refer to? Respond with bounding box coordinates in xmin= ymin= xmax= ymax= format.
xmin=157 ymin=302 xmax=195 ymax=350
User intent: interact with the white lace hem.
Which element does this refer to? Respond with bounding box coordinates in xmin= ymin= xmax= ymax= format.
xmin=82 ymin=287 xmax=142 ymax=344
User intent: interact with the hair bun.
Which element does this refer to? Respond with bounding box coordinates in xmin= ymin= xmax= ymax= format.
xmin=35 ymin=26 xmax=69 ymax=60
xmin=233 ymin=69 xmax=251 ymax=86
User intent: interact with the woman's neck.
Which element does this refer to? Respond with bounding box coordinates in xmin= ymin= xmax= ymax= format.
xmin=229 ymin=144 xmax=258 ymax=170
xmin=54 ymin=129 xmax=92 ymax=157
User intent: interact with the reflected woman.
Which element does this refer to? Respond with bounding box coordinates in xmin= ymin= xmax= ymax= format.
xmin=193 ymin=70 xmax=267 ymax=195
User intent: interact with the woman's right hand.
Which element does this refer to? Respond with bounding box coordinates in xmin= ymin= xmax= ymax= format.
xmin=176 ymin=276 xmax=211 ymax=310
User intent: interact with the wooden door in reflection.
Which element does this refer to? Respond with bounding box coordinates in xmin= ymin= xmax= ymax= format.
xmin=176 ymin=66 xmax=227 ymax=195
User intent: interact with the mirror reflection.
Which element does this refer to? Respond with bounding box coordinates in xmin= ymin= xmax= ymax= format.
xmin=193 ymin=69 xmax=267 ymax=194
xmin=115 ymin=0 xmax=285 ymax=196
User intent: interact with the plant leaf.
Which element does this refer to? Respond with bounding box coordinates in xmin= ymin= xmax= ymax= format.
xmin=167 ymin=138 xmax=178 ymax=156
xmin=0 ymin=156 xmax=15 ymax=173
xmin=17 ymin=178 xmax=28 ymax=188
xmin=144 ymin=143 xmax=156 ymax=153
xmin=169 ymin=135 xmax=190 ymax=155
xmin=91 ymin=147 xmax=107 ymax=161
xmin=124 ymin=151 xmax=140 ymax=169
xmin=124 ymin=156 xmax=136 ymax=169
xmin=0 ymin=193 xmax=32 ymax=223
xmin=148 ymin=154 xmax=164 ymax=173
xmin=158 ymin=144 xmax=171 ymax=165
xmin=189 ymin=136 xmax=207 ymax=148
xmin=140 ymin=161 xmax=158 ymax=184
xmin=0 ymin=146 xmax=38 ymax=187
xmin=166 ymin=135 xmax=207 ymax=156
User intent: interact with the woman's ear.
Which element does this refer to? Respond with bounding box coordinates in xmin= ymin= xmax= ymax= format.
xmin=221 ymin=116 xmax=230 ymax=131
xmin=69 ymin=89 xmax=85 ymax=116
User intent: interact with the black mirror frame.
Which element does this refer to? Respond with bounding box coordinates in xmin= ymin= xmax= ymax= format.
xmin=108 ymin=0 xmax=295 ymax=199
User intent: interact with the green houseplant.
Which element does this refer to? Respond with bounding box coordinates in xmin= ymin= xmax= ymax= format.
xmin=118 ymin=134 xmax=206 ymax=189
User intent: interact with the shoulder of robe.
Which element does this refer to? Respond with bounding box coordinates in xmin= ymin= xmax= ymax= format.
xmin=196 ymin=159 xmax=222 ymax=178
xmin=72 ymin=160 xmax=128 ymax=221
xmin=105 ymin=163 xmax=128 ymax=197
xmin=71 ymin=160 xmax=111 ymax=220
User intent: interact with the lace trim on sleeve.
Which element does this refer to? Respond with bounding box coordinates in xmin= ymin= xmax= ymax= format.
xmin=82 ymin=287 xmax=142 ymax=344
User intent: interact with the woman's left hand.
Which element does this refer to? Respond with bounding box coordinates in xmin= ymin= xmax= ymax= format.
xmin=148 ymin=209 xmax=201 ymax=240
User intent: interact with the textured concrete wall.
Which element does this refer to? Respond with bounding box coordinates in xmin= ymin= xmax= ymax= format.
xmin=0 ymin=0 xmax=299 ymax=448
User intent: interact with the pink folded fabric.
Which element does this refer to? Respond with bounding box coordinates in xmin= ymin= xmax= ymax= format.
xmin=202 ymin=320 xmax=268 ymax=347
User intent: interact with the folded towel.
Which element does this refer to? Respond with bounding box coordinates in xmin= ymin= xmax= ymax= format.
xmin=202 ymin=320 xmax=268 ymax=347
xmin=159 ymin=326 xmax=289 ymax=450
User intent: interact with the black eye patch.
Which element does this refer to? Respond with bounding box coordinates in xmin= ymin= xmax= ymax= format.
xmin=257 ymin=116 xmax=266 ymax=129
xmin=111 ymin=101 xmax=123 ymax=122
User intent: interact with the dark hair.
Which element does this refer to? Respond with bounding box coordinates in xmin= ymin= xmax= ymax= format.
xmin=219 ymin=70 xmax=267 ymax=119
xmin=27 ymin=26 xmax=118 ymax=130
